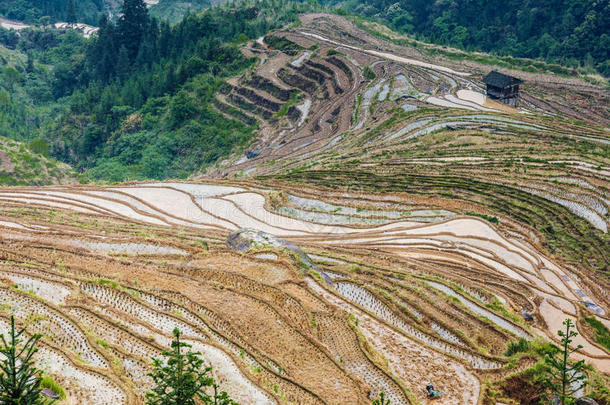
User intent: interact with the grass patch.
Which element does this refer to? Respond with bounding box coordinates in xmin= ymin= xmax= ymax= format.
xmin=465 ymin=211 xmax=499 ymax=224
xmin=326 ymin=49 xmax=344 ymax=56
xmin=95 ymin=278 xmax=119 ymax=289
xmin=96 ymin=338 xmax=109 ymax=348
xmin=275 ymin=91 xmax=301 ymax=118
xmin=41 ymin=375 xmax=66 ymax=399
xmin=353 ymin=93 xmax=363 ymax=124
xmin=363 ymin=66 xmax=376 ymax=81
xmin=504 ymin=337 xmax=530 ymax=356
xmin=585 ymin=316 xmax=610 ymax=351
xmin=310 ymin=269 xmax=324 ymax=283
xmin=485 ymin=297 xmax=522 ymax=324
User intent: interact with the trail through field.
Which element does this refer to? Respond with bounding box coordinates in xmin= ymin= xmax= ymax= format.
xmin=300 ymin=32 xmax=469 ymax=76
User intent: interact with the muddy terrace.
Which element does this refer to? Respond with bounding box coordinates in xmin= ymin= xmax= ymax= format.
xmin=0 ymin=181 xmax=608 ymax=404
xmin=0 ymin=11 xmax=609 ymax=405
xmin=206 ymin=14 xmax=609 ymax=281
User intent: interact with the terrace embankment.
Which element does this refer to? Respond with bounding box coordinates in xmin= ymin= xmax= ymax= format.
xmin=1 ymin=11 xmax=609 ymax=405
xmin=205 ymin=14 xmax=609 ymax=294
xmin=0 ymin=180 xmax=608 ymax=404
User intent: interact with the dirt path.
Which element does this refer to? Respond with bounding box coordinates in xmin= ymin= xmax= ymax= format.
xmin=300 ymin=32 xmax=470 ymax=76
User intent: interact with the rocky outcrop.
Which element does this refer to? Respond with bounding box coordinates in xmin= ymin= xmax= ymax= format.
xmin=226 ymin=228 xmax=331 ymax=284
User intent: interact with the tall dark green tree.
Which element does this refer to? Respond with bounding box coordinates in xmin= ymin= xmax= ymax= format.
xmin=66 ymin=0 xmax=77 ymax=24
xmin=116 ymin=45 xmax=132 ymax=81
xmin=118 ymin=0 xmax=150 ymax=61
xmin=0 ymin=316 xmax=53 ymax=404
xmin=92 ymin=15 xmax=119 ymax=82
xmin=146 ymin=328 xmax=236 ymax=405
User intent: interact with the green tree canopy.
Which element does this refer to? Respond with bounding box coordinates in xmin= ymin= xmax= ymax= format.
xmin=146 ymin=328 xmax=236 ymax=405
xmin=118 ymin=0 xmax=149 ymax=61
xmin=0 ymin=316 xmax=55 ymax=404
xmin=540 ymin=318 xmax=589 ymax=405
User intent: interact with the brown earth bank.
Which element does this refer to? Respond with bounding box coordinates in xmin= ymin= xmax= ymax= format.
xmin=0 ymin=180 xmax=607 ymax=403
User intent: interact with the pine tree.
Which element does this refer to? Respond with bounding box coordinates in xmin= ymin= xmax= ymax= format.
xmin=118 ymin=0 xmax=149 ymax=61
xmin=540 ymin=318 xmax=589 ymax=405
xmin=26 ymin=52 xmax=35 ymax=73
xmin=0 ymin=316 xmax=52 ymax=404
xmin=66 ymin=0 xmax=77 ymax=24
xmin=116 ymin=45 xmax=131 ymax=81
xmin=146 ymin=328 xmax=236 ymax=405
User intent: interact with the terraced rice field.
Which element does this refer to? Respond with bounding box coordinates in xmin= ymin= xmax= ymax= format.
xmin=207 ymin=13 xmax=608 ymax=279
xmin=0 ymin=180 xmax=608 ymax=403
xmin=0 ymin=11 xmax=608 ymax=405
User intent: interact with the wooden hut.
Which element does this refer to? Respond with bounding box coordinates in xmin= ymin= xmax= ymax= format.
xmin=482 ymin=71 xmax=522 ymax=107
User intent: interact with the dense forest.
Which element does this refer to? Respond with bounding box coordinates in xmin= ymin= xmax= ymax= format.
xmin=0 ymin=0 xmax=215 ymax=26
xmin=0 ymin=0 xmax=107 ymax=25
xmin=0 ymin=0 xmax=314 ymax=180
xmin=326 ymin=0 xmax=610 ymax=76
xmin=148 ymin=0 xmax=212 ymax=24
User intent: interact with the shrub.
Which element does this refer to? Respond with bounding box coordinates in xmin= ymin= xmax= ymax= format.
xmin=40 ymin=376 xmax=66 ymax=400
xmin=363 ymin=66 xmax=376 ymax=81
xmin=504 ymin=337 xmax=530 ymax=356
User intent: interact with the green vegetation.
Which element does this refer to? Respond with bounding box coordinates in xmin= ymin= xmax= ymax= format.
xmin=362 ymin=66 xmax=376 ymax=81
xmin=275 ymin=90 xmax=301 ymax=117
xmin=146 ymin=328 xmax=236 ymax=405
xmin=325 ymin=0 xmax=610 ymax=76
xmin=492 ymin=322 xmax=610 ymax=404
xmin=539 ymin=319 xmax=588 ymax=405
xmin=326 ymin=49 xmax=343 ymax=56
xmin=0 ymin=30 xmax=89 ymax=142
xmin=372 ymin=391 xmax=390 ymax=404
xmin=465 ymin=211 xmax=499 ymax=224
xmin=0 ymin=136 xmax=79 ymax=186
xmin=40 ymin=376 xmax=66 ymax=400
xmin=0 ymin=0 xmax=315 ymax=182
xmin=504 ymin=337 xmax=530 ymax=356
xmin=0 ymin=0 xmax=106 ymax=25
xmin=264 ymin=34 xmax=303 ymax=55
xmin=584 ymin=316 xmax=610 ymax=351
xmin=149 ymin=0 xmax=212 ymax=24
xmin=0 ymin=316 xmax=55 ymax=404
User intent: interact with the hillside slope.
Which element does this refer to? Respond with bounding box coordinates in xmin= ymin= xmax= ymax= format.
xmin=0 ymin=137 xmax=79 ymax=185
xmin=204 ymin=13 xmax=608 ymax=277
xmin=0 ymin=180 xmax=608 ymax=403
xmin=0 ymin=9 xmax=607 ymax=405
xmin=322 ymin=0 xmax=610 ymax=77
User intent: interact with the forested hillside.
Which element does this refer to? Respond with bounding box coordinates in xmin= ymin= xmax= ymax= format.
xmin=148 ymin=0 xmax=212 ymax=24
xmin=1 ymin=0 xmax=608 ymax=183
xmin=0 ymin=0 xmax=106 ymax=25
xmin=326 ymin=0 xmax=610 ymax=76
xmin=0 ymin=0 xmax=314 ymax=181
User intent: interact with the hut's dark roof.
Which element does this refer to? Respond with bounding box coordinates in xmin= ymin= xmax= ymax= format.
xmin=482 ymin=71 xmax=523 ymax=88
